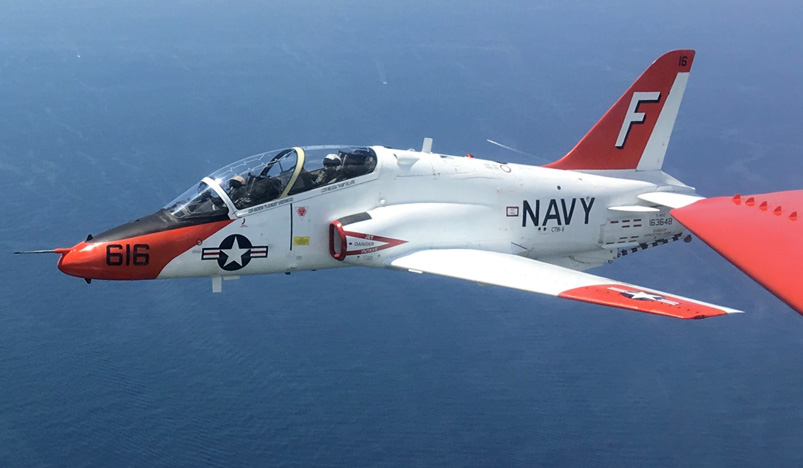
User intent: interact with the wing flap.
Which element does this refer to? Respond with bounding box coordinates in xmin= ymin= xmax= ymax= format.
xmin=389 ymin=249 xmax=740 ymax=319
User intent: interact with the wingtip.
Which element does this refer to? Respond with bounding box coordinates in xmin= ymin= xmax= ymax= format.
xmin=684 ymin=308 xmax=742 ymax=320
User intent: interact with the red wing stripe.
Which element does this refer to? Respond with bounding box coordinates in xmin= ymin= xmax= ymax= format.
xmin=559 ymin=284 xmax=730 ymax=319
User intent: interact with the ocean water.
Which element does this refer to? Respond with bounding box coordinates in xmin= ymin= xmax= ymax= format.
xmin=2 ymin=1 xmax=803 ymax=467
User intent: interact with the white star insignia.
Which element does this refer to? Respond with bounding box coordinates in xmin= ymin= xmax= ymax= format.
xmin=607 ymin=286 xmax=680 ymax=306
xmin=626 ymin=291 xmax=663 ymax=301
xmin=221 ymin=236 xmax=249 ymax=267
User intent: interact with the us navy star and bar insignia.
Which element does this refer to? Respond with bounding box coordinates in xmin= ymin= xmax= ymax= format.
xmin=201 ymin=234 xmax=268 ymax=271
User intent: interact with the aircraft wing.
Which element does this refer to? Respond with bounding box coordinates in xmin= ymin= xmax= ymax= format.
xmin=671 ymin=191 xmax=803 ymax=315
xmin=388 ymin=249 xmax=741 ymax=319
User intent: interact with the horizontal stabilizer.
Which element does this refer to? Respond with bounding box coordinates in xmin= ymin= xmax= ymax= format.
xmin=671 ymin=191 xmax=803 ymax=315
xmin=608 ymin=205 xmax=660 ymax=213
xmin=638 ymin=192 xmax=704 ymax=209
xmin=389 ymin=249 xmax=740 ymax=319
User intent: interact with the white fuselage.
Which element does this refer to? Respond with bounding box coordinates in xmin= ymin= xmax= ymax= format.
xmin=159 ymin=146 xmax=690 ymax=279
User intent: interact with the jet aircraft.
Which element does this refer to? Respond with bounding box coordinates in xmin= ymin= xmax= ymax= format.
xmin=18 ymin=50 xmax=803 ymax=319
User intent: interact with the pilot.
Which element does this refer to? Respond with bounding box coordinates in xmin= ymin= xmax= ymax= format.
xmin=341 ymin=150 xmax=377 ymax=179
xmin=314 ymin=153 xmax=344 ymax=186
xmin=227 ymin=174 xmax=247 ymax=207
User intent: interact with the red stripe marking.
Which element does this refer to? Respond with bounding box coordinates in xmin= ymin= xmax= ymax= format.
xmin=558 ymin=284 xmax=729 ymax=319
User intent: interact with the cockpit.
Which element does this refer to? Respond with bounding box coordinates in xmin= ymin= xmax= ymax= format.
xmin=87 ymin=146 xmax=378 ymax=243
xmin=165 ymin=146 xmax=378 ymax=222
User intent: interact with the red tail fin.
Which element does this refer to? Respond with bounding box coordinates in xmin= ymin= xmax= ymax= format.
xmin=545 ymin=49 xmax=695 ymax=171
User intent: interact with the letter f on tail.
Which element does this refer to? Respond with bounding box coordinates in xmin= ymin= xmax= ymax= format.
xmin=545 ymin=49 xmax=694 ymax=171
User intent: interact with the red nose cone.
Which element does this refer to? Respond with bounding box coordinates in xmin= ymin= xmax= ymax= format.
xmin=57 ymin=240 xmax=166 ymax=281
xmin=57 ymin=240 xmax=167 ymax=280
xmin=57 ymin=242 xmax=116 ymax=279
xmin=56 ymin=220 xmax=233 ymax=281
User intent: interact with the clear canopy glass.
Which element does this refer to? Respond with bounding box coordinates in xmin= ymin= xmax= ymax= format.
xmin=163 ymin=146 xmax=378 ymax=219
xmin=165 ymin=182 xmax=228 ymax=221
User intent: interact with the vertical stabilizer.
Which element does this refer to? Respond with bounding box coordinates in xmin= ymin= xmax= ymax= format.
xmin=545 ymin=50 xmax=694 ymax=171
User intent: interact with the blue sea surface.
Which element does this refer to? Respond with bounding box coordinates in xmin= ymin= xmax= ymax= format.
xmin=2 ymin=1 xmax=803 ymax=467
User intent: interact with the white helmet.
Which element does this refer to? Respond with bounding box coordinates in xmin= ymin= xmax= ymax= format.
xmin=323 ymin=153 xmax=342 ymax=167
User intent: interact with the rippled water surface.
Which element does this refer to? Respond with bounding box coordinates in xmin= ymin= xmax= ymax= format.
xmin=2 ymin=1 xmax=803 ymax=467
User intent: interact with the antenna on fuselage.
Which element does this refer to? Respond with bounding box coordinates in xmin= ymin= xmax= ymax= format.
xmin=421 ymin=137 xmax=433 ymax=153
xmin=486 ymin=139 xmax=549 ymax=163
